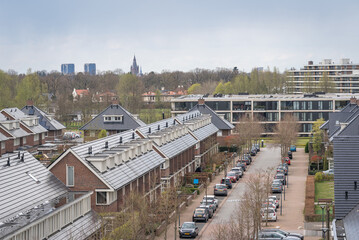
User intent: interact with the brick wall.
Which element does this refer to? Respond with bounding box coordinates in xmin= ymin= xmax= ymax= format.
xmin=50 ymin=152 xmax=113 ymax=212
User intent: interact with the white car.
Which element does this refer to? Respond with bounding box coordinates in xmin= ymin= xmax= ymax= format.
xmin=268 ymin=195 xmax=279 ymax=208
xmin=261 ymin=208 xmax=277 ymax=221
xmin=203 ymin=195 xmax=219 ymax=208
xmin=323 ymin=169 xmax=334 ymax=175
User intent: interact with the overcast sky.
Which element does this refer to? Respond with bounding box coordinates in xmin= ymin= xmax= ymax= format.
xmin=1 ymin=0 xmax=358 ymax=74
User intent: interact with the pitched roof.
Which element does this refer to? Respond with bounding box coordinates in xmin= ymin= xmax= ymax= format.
xmin=80 ymin=104 xmax=146 ymax=131
xmin=189 ymin=104 xmax=234 ymax=130
xmin=52 ymin=130 xmax=165 ymax=190
xmin=0 ymin=152 xmax=68 ymax=237
xmin=21 ymin=105 xmax=65 ymax=131
xmin=0 ymin=132 xmax=8 ymax=141
xmin=342 ymin=202 xmax=359 ymax=240
xmin=75 ymin=89 xmax=90 ymax=95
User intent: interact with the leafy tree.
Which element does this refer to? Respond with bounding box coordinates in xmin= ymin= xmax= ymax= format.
xmin=98 ymin=129 xmax=107 ymax=139
xmin=319 ymin=72 xmax=336 ymax=93
xmin=0 ymin=70 xmax=13 ymax=108
xmin=187 ymin=83 xmax=201 ymax=94
xmin=312 ymin=118 xmax=325 ymax=169
xmin=223 ymin=82 xmax=234 ymax=94
xmin=116 ymin=74 xmax=144 ymax=113
xmin=15 ymin=72 xmax=47 ymax=107
xmin=213 ymin=81 xmax=225 ymax=94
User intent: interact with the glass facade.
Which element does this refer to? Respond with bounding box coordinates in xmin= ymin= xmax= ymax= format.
xmin=281 ymin=100 xmax=333 ymax=110
xmin=233 ymin=101 xmax=251 ymax=110
xmin=253 ymin=101 xmax=278 ymax=110
xmin=206 ymin=101 xmax=230 ymax=110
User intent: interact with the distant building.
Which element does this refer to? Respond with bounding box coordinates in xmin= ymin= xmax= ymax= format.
xmin=288 ymin=58 xmax=359 ymax=94
xmin=72 ymin=88 xmax=90 ymax=101
xmin=92 ymin=91 xmax=118 ymax=103
xmin=61 ymin=63 xmax=75 ymax=75
xmin=130 ymin=56 xmax=142 ymax=76
xmin=84 ymin=63 xmax=96 ymax=75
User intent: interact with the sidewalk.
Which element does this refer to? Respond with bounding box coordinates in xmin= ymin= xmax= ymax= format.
xmin=262 ymin=147 xmax=320 ymax=240
xmin=155 ymin=156 xmax=240 ymax=240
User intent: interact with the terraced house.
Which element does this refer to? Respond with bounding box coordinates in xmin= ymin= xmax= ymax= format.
xmin=0 ymin=152 xmax=102 ymax=240
xmin=49 ymin=130 xmax=165 ymax=212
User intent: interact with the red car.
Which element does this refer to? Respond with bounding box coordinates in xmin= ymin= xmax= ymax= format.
xmin=284 ymin=157 xmax=291 ymax=165
xmin=226 ymin=172 xmax=237 ymax=183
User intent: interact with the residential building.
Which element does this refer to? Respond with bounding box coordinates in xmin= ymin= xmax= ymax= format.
xmin=0 ymin=151 xmax=102 ymax=240
xmin=92 ymin=91 xmax=118 ymax=103
xmin=80 ymin=104 xmax=146 ymax=142
xmin=288 ymin=58 xmax=359 ymax=94
xmin=84 ymin=63 xmax=96 ymax=75
xmin=321 ymin=98 xmax=359 ymax=238
xmin=61 ymin=63 xmax=75 ymax=75
xmin=171 ymin=93 xmax=354 ymax=136
xmin=49 ymin=130 xmax=165 ymax=212
xmin=21 ymin=103 xmax=65 ymax=141
xmin=72 ymin=88 xmax=90 ymax=101
xmin=142 ymin=89 xmax=187 ymax=104
xmin=0 ymin=132 xmax=8 ymax=156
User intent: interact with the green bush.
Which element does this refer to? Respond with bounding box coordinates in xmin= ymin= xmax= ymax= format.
xmin=305 ymin=141 xmax=309 ymax=153
xmin=315 ymin=172 xmax=323 ymax=182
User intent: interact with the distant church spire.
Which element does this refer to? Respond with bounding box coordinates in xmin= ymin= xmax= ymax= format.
xmin=131 ymin=55 xmax=140 ymax=75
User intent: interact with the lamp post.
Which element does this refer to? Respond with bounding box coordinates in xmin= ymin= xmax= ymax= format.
xmin=280 ymin=188 xmax=283 ymax=216
xmin=224 ymin=151 xmax=228 ymax=177
xmin=320 ymin=205 xmax=325 ymax=239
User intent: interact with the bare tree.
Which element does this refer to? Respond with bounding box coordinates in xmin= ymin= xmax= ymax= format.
xmin=274 ymin=113 xmax=299 ymax=158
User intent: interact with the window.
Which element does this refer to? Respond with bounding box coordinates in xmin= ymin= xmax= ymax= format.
xmin=96 ymin=192 xmax=107 ymax=204
xmin=14 ymin=138 xmax=20 ymax=146
xmin=308 ymin=101 xmax=313 ymax=110
xmin=1 ymin=142 xmax=4 ymax=149
xmin=66 ymin=165 xmax=74 ymax=186
xmin=104 ymin=115 xmax=123 ymax=123
xmin=23 ymin=137 xmax=26 ymax=144
xmin=34 ymin=134 xmax=39 ymax=141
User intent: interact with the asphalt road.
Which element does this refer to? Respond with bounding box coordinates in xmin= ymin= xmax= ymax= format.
xmin=198 ymin=146 xmax=281 ymax=239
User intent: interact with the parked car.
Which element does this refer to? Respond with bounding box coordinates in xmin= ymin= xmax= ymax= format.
xmin=250 ymin=148 xmax=257 ymax=156
xmin=260 ymin=229 xmax=304 ymax=240
xmin=231 ymin=167 xmax=244 ymax=178
xmin=277 ymin=166 xmax=288 ymax=175
xmin=226 ymin=172 xmax=238 ymax=182
xmin=63 ymin=132 xmax=80 ymax=140
xmin=276 ymin=168 xmax=285 ymax=175
xmin=290 ymin=145 xmax=296 ymax=152
xmin=268 ymin=195 xmax=279 ymax=208
xmin=253 ymin=143 xmax=260 ymax=152
xmin=261 ymin=208 xmax=277 ymax=221
xmin=323 ymin=169 xmax=334 ymax=175
xmin=236 ymin=162 xmax=247 ymax=171
xmin=179 ymin=222 xmax=199 ymax=238
xmin=261 ymin=203 xmax=276 ymax=211
xmin=214 ymin=184 xmax=228 ymax=196
xmin=200 ymin=199 xmax=217 ymax=212
xmin=271 ymin=182 xmax=283 ymax=193
xmin=288 ymin=151 xmax=293 ymax=159
xmin=275 ymin=173 xmax=286 ymax=185
xmin=258 ymin=231 xmax=300 ymax=239
xmin=284 ymin=157 xmax=291 ymax=165
xmin=220 ymin=177 xmax=233 ymax=189
xmin=198 ymin=205 xmax=213 ymax=218
xmin=272 ymin=179 xmax=283 ymax=186
xmin=192 ymin=208 xmax=209 ymax=222
xmin=264 ymin=199 xmax=277 ymax=209
xmin=203 ymin=195 xmax=219 ymax=207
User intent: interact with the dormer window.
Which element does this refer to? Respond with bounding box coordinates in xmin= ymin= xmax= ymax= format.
xmin=104 ymin=115 xmax=123 ymax=123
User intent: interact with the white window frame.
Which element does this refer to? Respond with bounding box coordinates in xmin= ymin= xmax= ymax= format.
xmin=34 ymin=134 xmax=39 ymax=141
xmin=96 ymin=191 xmax=108 ymax=205
xmin=103 ymin=115 xmax=123 ymax=123
xmin=66 ymin=165 xmax=75 ymax=187
xmin=23 ymin=137 xmax=26 ymax=144
xmin=14 ymin=138 xmax=20 ymax=146
xmin=1 ymin=141 xmax=5 ymax=150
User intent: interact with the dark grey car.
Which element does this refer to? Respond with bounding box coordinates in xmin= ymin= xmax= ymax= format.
xmin=179 ymin=222 xmax=199 ymax=238
xmin=258 ymin=231 xmax=300 ymax=239
xmin=260 ymin=229 xmax=303 ymax=240
xmin=192 ymin=208 xmax=209 ymax=222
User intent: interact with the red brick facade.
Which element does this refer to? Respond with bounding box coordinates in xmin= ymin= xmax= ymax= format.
xmin=50 ymin=151 xmax=162 ymax=213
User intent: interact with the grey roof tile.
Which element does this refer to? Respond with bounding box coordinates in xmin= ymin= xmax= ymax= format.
xmin=343 ymin=203 xmax=359 ymax=240
xmin=21 ymin=105 xmax=66 ymax=131
xmin=80 ymin=104 xmax=145 ymax=131
xmin=0 ymin=152 xmax=68 ymax=224
xmin=160 ymin=134 xmax=198 ymax=158
xmin=192 ymin=123 xmax=219 ymax=141
xmin=189 ymin=104 xmax=234 ymax=130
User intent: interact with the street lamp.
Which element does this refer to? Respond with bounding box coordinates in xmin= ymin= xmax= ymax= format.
xmin=320 ymin=204 xmax=325 ymax=239
xmin=280 ymin=188 xmax=283 ymax=216
xmin=224 ymin=151 xmax=228 ymax=177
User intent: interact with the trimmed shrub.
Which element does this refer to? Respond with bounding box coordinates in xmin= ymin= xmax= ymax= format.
xmin=315 ymin=172 xmax=323 ymax=182
xmin=305 ymin=141 xmax=309 ymax=153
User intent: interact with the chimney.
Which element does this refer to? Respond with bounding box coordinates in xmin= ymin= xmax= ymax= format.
xmin=111 ymin=100 xmax=119 ymax=105
xmin=198 ymin=98 xmax=205 ymax=105
xmin=105 ymin=141 xmax=108 ymax=149
xmin=119 ymin=137 xmax=123 ymax=143
xmin=132 ymin=132 xmax=135 ymax=139
xmin=148 ymin=127 xmax=151 ymax=133
xmin=350 ymin=97 xmax=357 ymax=104
xmin=88 ymin=146 xmax=92 ymax=155
xmin=26 ymin=99 xmax=34 ymax=106
xmin=17 ymin=152 xmax=20 ymax=159
xmin=7 ymin=157 xmax=10 ymax=166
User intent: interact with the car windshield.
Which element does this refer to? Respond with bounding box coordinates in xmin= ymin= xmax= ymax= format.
xmin=195 ymin=209 xmax=205 ymax=214
xmin=227 ymin=172 xmax=236 ymax=176
xmin=272 ymin=184 xmax=281 ymax=187
xmin=216 ymin=185 xmax=226 ymax=189
xmin=182 ymin=223 xmax=195 ymax=228
xmin=276 ymin=175 xmax=284 ymax=179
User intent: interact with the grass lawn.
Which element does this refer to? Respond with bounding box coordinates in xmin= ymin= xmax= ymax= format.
xmin=315 ymin=181 xmax=334 ymax=214
xmin=139 ymin=109 xmax=171 ymax=124
xmin=295 ymin=137 xmax=310 ymax=148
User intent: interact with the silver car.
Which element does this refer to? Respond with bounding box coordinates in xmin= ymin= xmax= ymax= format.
xmin=214 ymin=184 xmax=228 ymax=196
